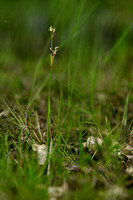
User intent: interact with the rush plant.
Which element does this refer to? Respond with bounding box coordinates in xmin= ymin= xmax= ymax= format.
xmin=47 ymin=26 xmax=59 ymax=150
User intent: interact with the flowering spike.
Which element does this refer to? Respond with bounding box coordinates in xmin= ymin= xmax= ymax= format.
xmin=49 ymin=26 xmax=59 ymax=69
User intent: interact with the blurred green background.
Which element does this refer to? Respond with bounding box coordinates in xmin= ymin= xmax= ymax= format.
xmin=0 ymin=0 xmax=133 ymax=103
xmin=0 ymin=2 xmax=133 ymax=199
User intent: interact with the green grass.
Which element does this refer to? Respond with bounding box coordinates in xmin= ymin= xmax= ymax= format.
xmin=0 ymin=0 xmax=133 ymax=199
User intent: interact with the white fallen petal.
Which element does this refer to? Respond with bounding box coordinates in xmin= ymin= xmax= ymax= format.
xmin=48 ymin=181 xmax=68 ymax=200
xmin=126 ymin=167 xmax=133 ymax=176
xmin=106 ymin=185 xmax=128 ymax=199
xmin=32 ymin=144 xmax=47 ymax=165
xmin=0 ymin=110 xmax=9 ymax=117
xmin=83 ymin=136 xmax=102 ymax=148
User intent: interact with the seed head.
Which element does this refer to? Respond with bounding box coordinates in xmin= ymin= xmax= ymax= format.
xmin=49 ymin=46 xmax=59 ymax=69
xmin=49 ymin=46 xmax=59 ymax=56
xmin=49 ymin=26 xmax=56 ymax=35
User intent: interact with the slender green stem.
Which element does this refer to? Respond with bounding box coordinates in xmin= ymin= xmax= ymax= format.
xmin=47 ymin=26 xmax=58 ymax=150
xmin=47 ymin=31 xmax=53 ymax=150
xmin=47 ymin=68 xmax=52 ymax=150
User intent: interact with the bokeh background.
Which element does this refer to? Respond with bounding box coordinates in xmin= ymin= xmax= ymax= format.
xmin=0 ymin=0 xmax=133 ymax=103
xmin=0 ymin=2 xmax=133 ymax=199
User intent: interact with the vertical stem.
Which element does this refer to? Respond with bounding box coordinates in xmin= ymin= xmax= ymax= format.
xmin=47 ymin=69 xmax=52 ymax=150
xmin=47 ymin=32 xmax=53 ymax=150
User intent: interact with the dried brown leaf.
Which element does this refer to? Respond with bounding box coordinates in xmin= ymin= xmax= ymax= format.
xmin=63 ymin=162 xmax=81 ymax=172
